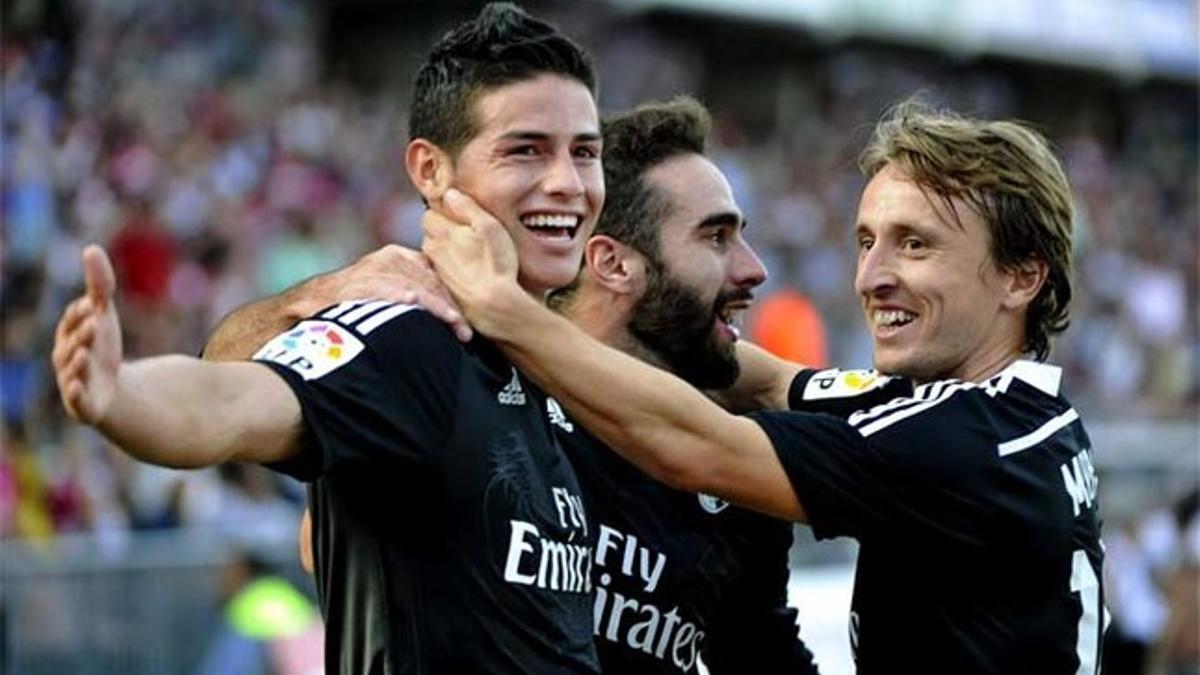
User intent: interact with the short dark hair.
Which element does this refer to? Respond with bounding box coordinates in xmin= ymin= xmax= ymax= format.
xmin=595 ymin=96 xmax=712 ymax=259
xmin=409 ymin=2 xmax=596 ymax=157
xmin=549 ymin=97 xmax=711 ymax=310
xmin=860 ymin=99 xmax=1074 ymax=361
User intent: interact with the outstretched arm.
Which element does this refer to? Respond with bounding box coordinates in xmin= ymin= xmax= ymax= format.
xmin=423 ymin=191 xmax=806 ymax=522
xmin=54 ymin=246 xmax=303 ymax=468
xmin=202 ymin=244 xmax=471 ymax=361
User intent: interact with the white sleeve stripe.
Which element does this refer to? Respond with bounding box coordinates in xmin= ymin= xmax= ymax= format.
xmin=856 ymin=382 xmax=972 ymax=437
xmin=321 ymin=300 xmax=365 ymax=319
xmin=846 ymin=379 xmax=961 ymax=428
xmin=357 ymin=303 xmax=418 ymax=334
xmin=997 ymin=408 xmax=1079 ymax=457
xmin=338 ymin=300 xmax=394 ymax=326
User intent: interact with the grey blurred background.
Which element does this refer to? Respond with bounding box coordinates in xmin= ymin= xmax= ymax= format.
xmin=1 ymin=0 xmax=1197 ymax=673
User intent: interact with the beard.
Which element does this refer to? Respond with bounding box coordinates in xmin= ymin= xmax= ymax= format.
xmin=628 ymin=262 xmax=747 ymax=389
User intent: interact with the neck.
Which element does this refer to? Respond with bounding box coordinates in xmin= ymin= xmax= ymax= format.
xmin=560 ymin=289 xmax=673 ymax=372
xmin=957 ymin=350 xmax=1025 ymax=384
xmin=917 ymin=342 xmax=1026 ymax=386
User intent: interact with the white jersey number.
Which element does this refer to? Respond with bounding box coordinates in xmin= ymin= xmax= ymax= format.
xmin=1070 ymin=550 xmax=1107 ymax=675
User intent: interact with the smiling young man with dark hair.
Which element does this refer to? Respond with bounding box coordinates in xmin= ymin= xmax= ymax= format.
xmin=53 ymin=4 xmax=607 ymax=673
xmin=424 ymin=99 xmax=1107 ymax=674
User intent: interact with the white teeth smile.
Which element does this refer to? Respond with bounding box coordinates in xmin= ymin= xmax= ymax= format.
xmin=874 ymin=309 xmax=916 ymax=327
xmin=521 ymin=214 xmax=580 ymax=228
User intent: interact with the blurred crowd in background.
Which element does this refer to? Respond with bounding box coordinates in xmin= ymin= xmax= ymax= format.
xmin=0 ymin=0 xmax=1197 ymax=671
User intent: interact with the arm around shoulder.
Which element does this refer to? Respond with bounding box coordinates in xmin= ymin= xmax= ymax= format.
xmin=485 ymin=288 xmax=806 ymax=521
xmin=203 ymin=244 xmax=470 ymax=361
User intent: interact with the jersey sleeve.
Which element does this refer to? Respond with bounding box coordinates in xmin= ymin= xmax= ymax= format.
xmin=702 ymin=520 xmax=819 ymax=675
xmin=252 ymin=301 xmax=462 ymax=480
xmin=786 ymin=367 xmax=913 ymax=418
xmin=749 ymin=410 xmax=897 ymax=540
xmin=750 ymin=386 xmax=996 ymax=542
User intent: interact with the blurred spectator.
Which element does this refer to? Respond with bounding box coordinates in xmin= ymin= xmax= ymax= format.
xmin=195 ymin=551 xmax=323 ymax=675
xmin=257 ymin=212 xmax=344 ymax=295
xmin=749 ymin=287 xmax=829 ymax=367
xmin=1103 ymin=518 xmax=1169 ymax=675
xmin=1158 ymin=490 xmax=1200 ymax=675
xmin=110 ymin=198 xmax=176 ymax=307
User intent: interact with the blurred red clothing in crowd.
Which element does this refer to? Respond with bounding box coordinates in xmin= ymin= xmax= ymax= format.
xmin=110 ymin=201 xmax=176 ymax=306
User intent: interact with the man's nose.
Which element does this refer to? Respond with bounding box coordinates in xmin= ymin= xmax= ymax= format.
xmin=543 ymin=151 xmax=584 ymax=198
xmin=733 ymin=238 xmax=768 ymax=289
xmin=854 ymin=244 xmax=898 ymax=297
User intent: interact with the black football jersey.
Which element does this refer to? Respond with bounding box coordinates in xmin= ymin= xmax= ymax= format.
xmin=750 ymin=361 xmax=1106 ymax=674
xmin=550 ymin=401 xmax=819 ymax=675
xmin=254 ymin=301 xmax=599 ymax=675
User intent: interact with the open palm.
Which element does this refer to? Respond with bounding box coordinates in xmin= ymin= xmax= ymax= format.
xmin=52 ymin=245 xmax=124 ymax=425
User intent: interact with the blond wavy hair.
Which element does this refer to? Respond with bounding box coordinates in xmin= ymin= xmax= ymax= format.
xmin=859 ymin=99 xmax=1074 ymax=360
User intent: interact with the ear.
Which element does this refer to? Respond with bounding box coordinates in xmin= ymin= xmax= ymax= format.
xmin=1001 ymin=257 xmax=1048 ymax=312
xmin=584 ymin=235 xmax=647 ymax=296
xmin=405 ymin=139 xmax=454 ymax=205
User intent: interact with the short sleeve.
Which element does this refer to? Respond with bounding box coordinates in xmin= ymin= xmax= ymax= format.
xmin=253 ymin=302 xmax=461 ymax=480
xmin=749 ymin=410 xmax=901 ymax=540
xmin=754 ymin=386 xmax=1001 ymax=545
xmin=787 ymin=368 xmax=913 ymax=418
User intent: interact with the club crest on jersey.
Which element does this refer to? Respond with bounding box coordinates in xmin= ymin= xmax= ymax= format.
xmin=803 ymin=368 xmax=886 ymax=401
xmin=498 ymin=368 xmax=527 ymax=406
xmin=697 ymin=493 xmax=729 ymax=514
xmin=254 ymin=320 xmax=364 ymax=380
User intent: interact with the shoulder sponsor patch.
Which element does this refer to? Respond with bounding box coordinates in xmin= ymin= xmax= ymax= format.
xmin=803 ymin=368 xmax=887 ymax=401
xmin=253 ymin=320 xmax=365 ymax=380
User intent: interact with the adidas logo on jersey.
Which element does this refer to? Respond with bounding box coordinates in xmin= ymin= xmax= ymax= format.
xmin=498 ymin=368 xmax=527 ymax=406
xmin=546 ymin=397 xmax=574 ymax=432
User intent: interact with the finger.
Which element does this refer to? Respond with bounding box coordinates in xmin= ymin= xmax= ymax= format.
xmin=56 ymin=317 xmax=97 ymax=366
xmin=422 ymin=209 xmax=458 ymax=241
xmin=392 ymin=245 xmax=433 ymax=269
xmin=76 ymin=317 xmax=97 ymax=350
xmin=414 ymin=289 xmax=472 ymax=342
xmin=443 ymin=189 xmax=497 ymax=229
xmin=442 ymin=190 xmax=511 ymax=248
xmin=67 ymin=347 xmax=91 ymax=386
xmin=53 ymin=300 xmax=83 ymax=367
xmin=55 ymin=298 xmax=94 ymax=345
xmin=58 ymin=348 xmax=91 ymax=419
xmin=82 ymin=245 xmax=116 ymax=310
xmin=64 ymin=380 xmax=92 ymax=422
xmin=62 ymin=380 xmax=82 ymax=419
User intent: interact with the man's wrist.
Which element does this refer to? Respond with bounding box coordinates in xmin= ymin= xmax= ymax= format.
xmin=475 ymin=280 xmax=542 ymax=341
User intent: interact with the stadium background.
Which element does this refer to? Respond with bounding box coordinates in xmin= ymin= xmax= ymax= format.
xmin=1 ymin=0 xmax=1196 ymax=673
